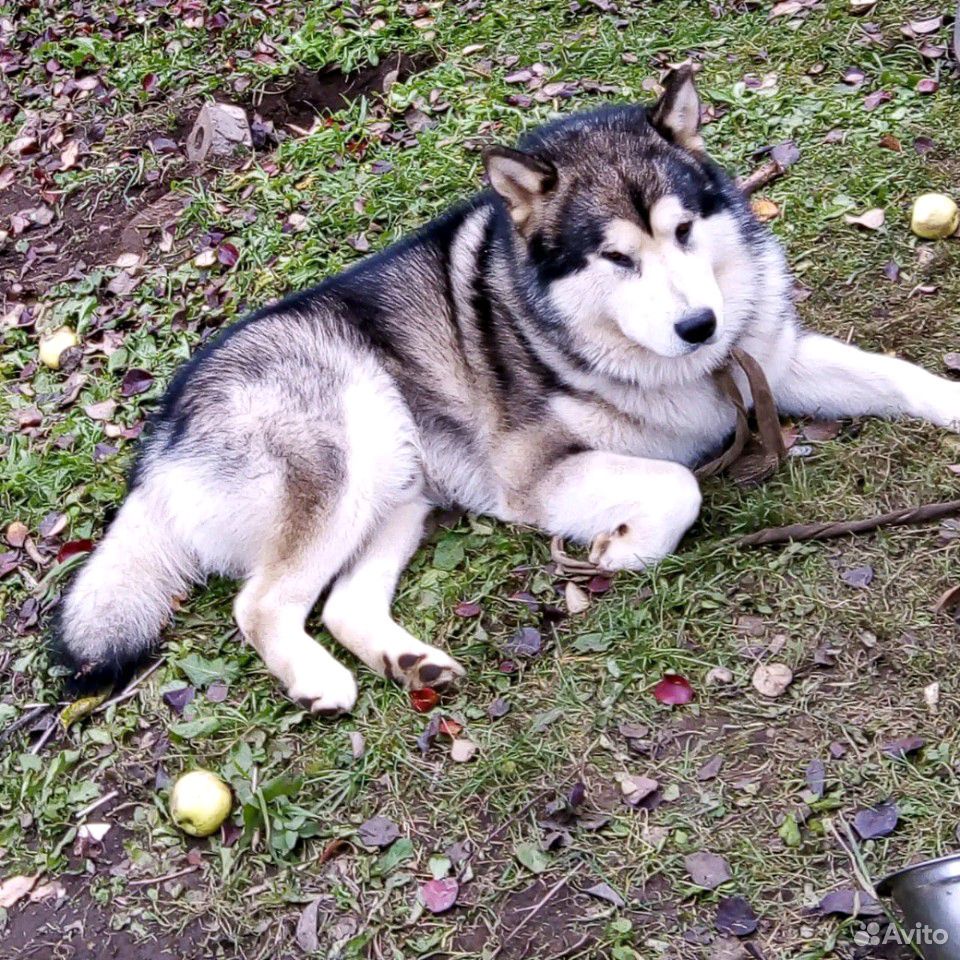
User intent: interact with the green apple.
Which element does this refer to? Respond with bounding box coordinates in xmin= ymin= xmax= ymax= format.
xmin=170 ymin=769 xmax=232 ymax=837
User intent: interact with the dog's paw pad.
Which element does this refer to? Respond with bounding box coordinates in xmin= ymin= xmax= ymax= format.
xmin=388 ymin=647 xmax=465 ymax=690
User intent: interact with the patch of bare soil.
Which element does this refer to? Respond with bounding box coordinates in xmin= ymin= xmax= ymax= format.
xmin=246 ymin=51 xmax=436 ymax=129
xmin=3 ymin=824 xmax=210 ymax=960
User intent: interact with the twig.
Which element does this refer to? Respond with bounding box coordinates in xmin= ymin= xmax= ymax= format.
xmin=0 ymin=704 xmax=51 ymax=745
xmin=127 ymin=865 xmax=199 ymax=887
xmin=75 ymin=789 xmax=119 ymax=821
xmin=30 ymin=720 xmax=57 ymax=755
xmin=492 ymin=869 xmax=578 ymax=957
xmin=737 ymin=159 xmax=789 ymax=196
xmin=735 ymin=499 xmax=960 ymax=547
xmin=94 ymin=658 xmax=165 ymax=713
xmin=543 ymin=933 xmax=591 ymax=960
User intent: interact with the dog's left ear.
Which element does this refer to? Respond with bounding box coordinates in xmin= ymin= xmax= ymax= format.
xmin=483 ymin=146 xmax=558 ymax=232
xmin=650 ymin=66 xmax=705 ymax=153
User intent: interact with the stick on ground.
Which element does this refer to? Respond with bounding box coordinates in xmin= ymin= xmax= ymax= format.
xmin=736 ymin=499 xmax=960 ymax=547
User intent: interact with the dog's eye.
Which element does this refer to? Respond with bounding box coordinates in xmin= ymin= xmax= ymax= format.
xmin=601 ymin=250 xmax=634 ymax=269
xmin=675 ymin=221 xmax=693 ymax=245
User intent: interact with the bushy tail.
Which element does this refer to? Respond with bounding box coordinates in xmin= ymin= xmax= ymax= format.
xmin=51 ymin=487 xmax=198 ymax=693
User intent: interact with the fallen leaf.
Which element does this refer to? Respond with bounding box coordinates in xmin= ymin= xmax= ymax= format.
xmin=487 ymin=697 xmax=510 ymax=719
xmin=863 ymin=90 xmax=892 ymax=111
xmin=841 ymin=565 xmax=874 ymax=588
xmin=685 ymin=852 xmax=732 ymax=890
xmin=844 ymin=208 xmax=885 ymax=230
xmin=716 ymin=896 xmax=759 ymax=937
xmin=905 ymin=15 xmax=943 ymax=35
xmin=437 ymin=717 xmax=462 ymax=738
xmin=57 ymin=539 xmax=93 ymax=563
xmin=751 ymin=197 xmax=780 ymax=222
xmin=28 ymin=880 xmax=66 ymax=903
xmin=565 ymin=580 xmax=590 ymax=613
xmin=357 ymin=816 xmax=399 ymax=848
xmin=453 ymin=600 xmax=481 ymax=617
xmin=5 ymin=521 xmax=28 ymax=548
xmin=84 ymin=399 xmax=117 ymax=421
xmin=217 ymin=242 xmax=240 ymax=267
xmin=819 ymin=888 xmax=885 ymax=916
xmin=120 ymin=368 xmax=154 ymax=397
xmin=421 ymin=877 xmax=459 ymax=913
xmin=515 ymin=841 xmax=550 ymax=874
xmin=751 ymin=663 xmax=793 ymax=698
xmin=162 ymin=685 xmax=195 ymax=715
xmin=916 ymin=78 xmax=939 ymax=95
xmin=944 ymin=353 xmax=960 ymax=373
xmin=653 ymin=674 xmax=694 ymax=706
xmin=805 ymin=759 xmax=826 ymax=798
xmin=697 ymin=755 xmax=724 ymax=781
xmin=450 ymin=738 xmax=477 ymax=762
xmin=854 ymin=801 xmax=899 ymax=839
xmin=0 ymin=874 xmax=40 ymax=908
xmin=295 ymin=896 xmax=333 ymax=953
xmin=583 ymin=881 xmax=625 ymax=907
xmin=882 ymin=736 xmax=924 ymax=759
xmin=410 ymin=687 xmax=439 ymax=712
xmin=504 ymin=626 xmax=541 ymax=657
xmin=706 ymin=666 xmax=733 ymax=685
xmin=349 ymin=730 xmax=365 ymax=758
xmin=878 ymin=134 xmax=901 ymax=152
xmin=616 ymin=772 xmax=659 ymax=805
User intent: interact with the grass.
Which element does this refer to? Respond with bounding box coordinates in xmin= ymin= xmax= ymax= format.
xmin=2 ymin=0 xmax=960 ymax=957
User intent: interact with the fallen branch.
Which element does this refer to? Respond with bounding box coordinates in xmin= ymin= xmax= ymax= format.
xmin=737 ymin=158 xmax=793 ymax=196
xmin=736 ymin=499 xmax=960 ymax=548
xmin=0 ymin=704 xmax=51 ymax=745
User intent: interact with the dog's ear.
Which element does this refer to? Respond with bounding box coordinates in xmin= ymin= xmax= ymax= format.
xmin=650 ymin=66 xmax=704 ymax=153
xmin=483 ymin=146 xmax=558 ymax=231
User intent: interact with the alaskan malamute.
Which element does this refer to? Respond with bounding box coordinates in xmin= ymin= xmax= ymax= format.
xmin=53 ymin=69 xmax=960 ymax=712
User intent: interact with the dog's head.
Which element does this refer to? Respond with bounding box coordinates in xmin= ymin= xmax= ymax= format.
xmin=484 ymin=68 xmax=764 ymax=374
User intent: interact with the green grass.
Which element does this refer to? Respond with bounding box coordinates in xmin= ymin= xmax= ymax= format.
xmin=2 ymin=0 xmax=960 ymax=956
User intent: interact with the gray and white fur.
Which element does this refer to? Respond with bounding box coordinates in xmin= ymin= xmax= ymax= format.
xmin=52 ymin=69 xmax=960 ymax=712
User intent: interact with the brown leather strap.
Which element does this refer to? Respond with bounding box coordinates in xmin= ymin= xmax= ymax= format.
xmin=695 ymin=349 xmax=786 ymax=482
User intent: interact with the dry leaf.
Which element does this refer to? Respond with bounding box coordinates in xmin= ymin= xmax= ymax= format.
xmin=29 ymin=880 xmax=66 ymax=902
xmin=844 ymin=208 xmax=885 ymax=230
xmin=751 ymin=198 xmax=780 ymax=222
xmin=616 ymin=772 xmax=659 ymax=805
xmin=0 ymin=873 xmax=40 ymax=908
xmin=751 ymin=663 xmax=793 ymax=698
xmin=706 ymin=666 xmax=734 ymax=685
xmin=450 ymin=738 xmax=477 ymax=762
xmin=564 ymin=580 xmax=590 ymax=614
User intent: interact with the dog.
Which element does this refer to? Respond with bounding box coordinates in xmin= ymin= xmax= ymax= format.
xmin=52 ymin=68 xmax=960 ymax=714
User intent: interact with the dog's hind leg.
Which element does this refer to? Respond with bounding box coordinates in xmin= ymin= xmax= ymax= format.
xmin=773 ymin=333 xmax=960 ymax=430
xmin=530 ymin=450 xmax=703 ymax=573
xmin=233 ymin=513 xmax=362 ymax=715
xmin=322 ymin=498 xmax=465 ymax=690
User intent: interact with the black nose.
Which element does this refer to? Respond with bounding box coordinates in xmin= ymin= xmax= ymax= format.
xmin=674 ymin=308 xmax=717 ymax=345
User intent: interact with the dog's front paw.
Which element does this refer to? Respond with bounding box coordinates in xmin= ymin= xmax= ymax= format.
xmin=588 ymin=522 xmax=676 ymax=573
xmin=384 ymin=643 xmax=465 ymax=691
xmin=287 ymin=652 xmax=358 ymax=716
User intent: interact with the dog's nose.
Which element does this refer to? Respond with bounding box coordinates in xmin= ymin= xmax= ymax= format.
xmin=674 ymin=308 xmax=717 ymax=345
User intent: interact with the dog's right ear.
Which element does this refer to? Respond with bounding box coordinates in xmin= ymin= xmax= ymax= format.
xmin=483 ymin=146 xmax=558 ymax=232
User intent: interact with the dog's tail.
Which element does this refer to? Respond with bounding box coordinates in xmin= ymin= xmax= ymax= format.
xmin=51 ymin=485 xmax=198 ymax=693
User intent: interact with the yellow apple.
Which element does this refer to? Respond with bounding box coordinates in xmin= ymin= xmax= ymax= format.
xmin=38 ymin=326 xmax=79 ymax=369
xmin=911 ymin=193 xmax=959 ymax=240
xmin=169 ymin=769 xmax=232 ymax=837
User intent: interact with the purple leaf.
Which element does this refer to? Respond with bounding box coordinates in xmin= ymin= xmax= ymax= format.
xmin=685 ymin=852 xmax=732 ymax=890
xmin=454 ymin=601 xmax=481 ymax=618
xmin=121 ymin=368 xmax=154 ymax=397
xmin=487 ymin=697 xmax=510 ymax=719
xmin=882 ymin=260 xmax=900 ymax=282
xmin=770 ymin=140 xmax=800 ymax=169
xmin=357 ymin=816 xmax=399 ymax=848
xmin=882 ymin=736 xmax=924 ymax=759
xmin=504 ymin=626 xmax=541 ymax=657
xmin=805 ymin=759 xmax=826 ymax=798
xmin=217 ymin=242 xmax=240 ymax=268
xmin=421 ymin=877 xmax=458 ymax=913
xmin=854 ymin=801 xmax=899 ymax=839
xmin=587 ymin=575 xmax=613 ymax=594
xmin=863 ymin=90 xmax=892 ymax=111
xmin=583 ymin=881 xmax=625 ymax=907
xmin=206 ymin=681 xmax=229 ymax=703
xmin=716 ymin=896 xmax=758 ymax=937
xmin=162 ymin=685 xmax=195 ymax=715
xmin=417 ymin=714 xmax=441 ymax=755
xmin=841 ymin=565 xmax=874 ymax=588
xmin=819 ymin=889 xmax=885 ymax=916
xmin=697 ymin=755 xmax=724 ymax=782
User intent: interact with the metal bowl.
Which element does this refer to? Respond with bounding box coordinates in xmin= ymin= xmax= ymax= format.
xmin=876 ymin=853 xmax=960 ymax=959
